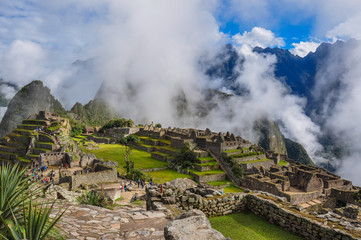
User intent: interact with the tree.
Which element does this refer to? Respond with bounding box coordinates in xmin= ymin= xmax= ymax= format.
xmin=155 ymin=123 xmax=162 ymax=128
xmin=118 ymin=135 xmax=142 ymax=179
xmin=171 ymin=144 xmax=198 ymax=171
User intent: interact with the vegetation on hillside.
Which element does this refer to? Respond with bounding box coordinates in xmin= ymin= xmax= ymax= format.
xmin=170 ymin=144 xmax=198 ymax=171
xmin=99 ymin=118 xmax=134 ymax=132
xmin=285 ymin=138 xmax=314 ymax=166
xmin=69 ymin=99 xmax=119 ymax=127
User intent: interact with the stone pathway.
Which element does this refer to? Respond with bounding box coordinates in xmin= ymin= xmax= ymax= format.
xmin=54 ymin=202 xmax=170 ymax=240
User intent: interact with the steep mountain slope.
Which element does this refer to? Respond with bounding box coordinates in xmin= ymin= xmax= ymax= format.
xmin=0 ymin=80 xmax=66 ymax=137
xmin=69 ymin=98 xmax=118 ymax=126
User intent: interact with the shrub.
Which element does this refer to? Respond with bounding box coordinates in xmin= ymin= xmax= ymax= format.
xmin=155 ymin=123 xmax=162 ymax=128
xmin=171 ymin=144 xmax=198 ymax=171
xmin=231 ymin=164 xmax=244 ymax=178
xmin=99 ymin=118 xmax=134 ymax=133
xmin=77 ymin=190 xmax=111 ymax=208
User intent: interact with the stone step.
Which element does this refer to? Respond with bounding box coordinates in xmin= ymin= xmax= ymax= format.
xmin=194 ymin=162 xmax=219 ymax=172
xmin=32 ymin=148 xmax=49 ymax=155
xmin=0 ymin=145 xmax=27 ymax=155
xmin=0 ymin=151 xmax=18 ymax=160
xmin=198 ymin=156 xmax=216 ymax=164
xmin=35 ymin=141 xmax=57 ymax=150
xmin=22 ymin=119 xmax=48 ymax=126
xmin=151 ymin=152 xmax=174 ymax=162
xmin=155 ymin=147 xmax=179 ymax=157
xmin=188 ymin=169 xmax=226 ymax=183
xmin=17 ymin=124 xmax=43 ymax=131
xmin=13 ymin=129 xmax=35 ymax=136
xmin=130 ymin=143 xmax=154 ymax=153
xmin=8 ymin=134 xmax=30 ymax=145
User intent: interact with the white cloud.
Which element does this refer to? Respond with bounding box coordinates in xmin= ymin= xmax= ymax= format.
xmin=326 ymin=12 xmax=361 ymax=40
xmin=290 ymin=41 xmax=321 ymax=57
xmin=0 ymin=40 xmax=46 ymax=86
xmin=232 ymin=27 xmax=285 ymax=48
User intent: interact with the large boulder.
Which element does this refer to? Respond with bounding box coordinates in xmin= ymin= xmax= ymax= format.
xmin=164 ymin=209 xmax=226 ymax=240
xmin=166 ymin=178 xmax=197 ymax=190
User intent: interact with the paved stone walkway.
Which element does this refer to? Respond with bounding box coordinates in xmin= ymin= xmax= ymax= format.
xmin=54 ymin=203 xmax=170 ymax=240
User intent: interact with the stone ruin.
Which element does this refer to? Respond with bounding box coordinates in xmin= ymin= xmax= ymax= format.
xmin=241 ymin=163 xmax=357 ymax=205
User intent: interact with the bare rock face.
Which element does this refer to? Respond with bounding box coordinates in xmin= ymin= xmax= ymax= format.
xmin=0 ymin=80 xmax=66 ymax=137
xmin=166 ymin=178 xmax=197 ymax=190
xmin=164 ymin=209 xmax=226 ymax=240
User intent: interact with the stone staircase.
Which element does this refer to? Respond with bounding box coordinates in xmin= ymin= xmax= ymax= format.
xmin=188 ymin=156 xmax=226 ymax=183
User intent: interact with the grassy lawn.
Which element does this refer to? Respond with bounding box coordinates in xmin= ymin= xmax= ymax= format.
xmin=198 ymin=156 xmax=214 ymax=162
xmin=241 ymin=159 xmax=271 ymax=164
xmin=208 ymin=180 xmax=231 ymax=187
xmin=148 ymin=169 xmax=192 ymax=184
xmin=188 ymin=169 xmax=225 ymax=176
xmin=279 ymin=159 xmax=288 ymax=166
xmin=210 ymin=213 xmax=305 ymax=240
xmin=81 ymin=144 xmax=168 ymax=172
xmin=224 ymin=184 xmax=244 ymax=193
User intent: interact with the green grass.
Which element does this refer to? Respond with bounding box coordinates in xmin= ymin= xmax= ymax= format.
xmin=188 ymin=169 xmax=224 ymax=176
xmin=279 ymin=160 xmax=288 ymax=166
xmin=208 ymin=180 xmax=231 ymax=187
xmin=198 ymin=156 xmax=214 ymax=162
xmin=224 ymin=184 xmax=244 ymax=193
xmin=80 ymin=144 xmax=168 ymax=172
xmin=196 ymin=161 xmax=218 ymax=166
xmin=131 ymin=200 xmax=145 ymax=206
xmin=210 ymin=213 xmax=305 ymax=240
xmin=241 ymin=159 xmax=271 ymax=164
xmin=148 ymin=169 xmax=192 ymax=184
xmin=224 ymin=149 xmax=243 ymax=153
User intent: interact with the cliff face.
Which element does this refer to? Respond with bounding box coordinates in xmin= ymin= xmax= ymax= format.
xmin=254 ymin=118 xmax=287 ymax=155
xmin=254 ymin=118 xmax=314 ymax=165
xmin=0 ymin=80 xmax=66 ymax=137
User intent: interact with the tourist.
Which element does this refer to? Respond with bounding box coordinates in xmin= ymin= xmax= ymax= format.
xmin=141 ymin=180 xmax=145 ymax=189
xmin=124 ymin=185 xmax=127 ymax=191
xmin=120 ymin=185 xmax=123 ymax=193
xmin=138 ymin=179 xmax=140 ymax=188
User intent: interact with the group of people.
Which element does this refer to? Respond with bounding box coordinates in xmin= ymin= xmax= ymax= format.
xmin=30 ymin=167 xmax=55 ymax=184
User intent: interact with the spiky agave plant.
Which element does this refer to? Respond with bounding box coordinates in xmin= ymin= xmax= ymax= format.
xmin=0 ymin=163 xmax=38 ymax=231
xmin=1 ymin=198 xmax=66 ymax=240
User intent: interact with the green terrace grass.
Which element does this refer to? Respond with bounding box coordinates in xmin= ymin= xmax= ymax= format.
xmin=196 ymin=161 xmax=218 ymax=166
xmin=81 ymin=144 xmax=168 ymax=172
xmin=224 ymin=149 xmax=243 ymax=153
xmin=188 ymin=169 xmax=224 ymax=176
xmin=232 ymin=151 xmax=263 ymax=159
xmin=224 ymin=184 xmax=244 ymax=193
xmin=134 ymin=135 xmax=171 ymax=144
xmin=152 ymin=151 xmax=172 ymax=157
xmin=148 ymin=169 xmax=192 ymax=183
xmin=210 ymin=213 xmax=305 ymax=240
xmin=208 ymin=179 xmax=231 ymax=187
xmin=158 ymin=145 xmax=179 ymax=152
xmin=198 ymin=156 xmax=214 ymax=162
xmin=138 ymin=143 xmax=155 ymax=148
xmin=37 ymin=141 xmax=54 ymax=145
xmin=241 ymin=159 xmax=271 ymax=164
xmin=17 ymin=157 xmax=30 ymax=162
xmin=279 ymin=159 xmax=288 ymax=166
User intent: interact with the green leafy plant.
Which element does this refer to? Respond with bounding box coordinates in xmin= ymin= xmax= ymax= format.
xmin=171 ymin=144 xmax=198 ymax=171
xmin=99 ymin=118 xmax=134 ymax=133
xmin=0 ymin=163 xmax=65 ymax=239
xmin=77 ymin=190 xmax=111 ymax=208
xmin=2 ymin=199 xmax=66 ymax=240
xmin=0 ymin=163 xmax=37 ymax=231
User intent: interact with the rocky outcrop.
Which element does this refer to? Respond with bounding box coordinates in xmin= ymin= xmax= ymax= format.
xmin=167 ymin=178 xmax=197 ymax=190
xmin=164 ymin=209 xmax=226 ymax=240
xmin=0 ymin=80 xmax=66 ymax=137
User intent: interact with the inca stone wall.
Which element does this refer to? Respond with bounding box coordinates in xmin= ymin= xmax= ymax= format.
xmin=146 ymin=185 xmax=358 ymax=240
